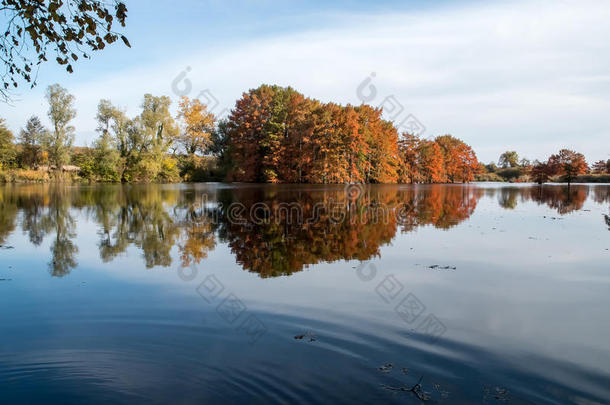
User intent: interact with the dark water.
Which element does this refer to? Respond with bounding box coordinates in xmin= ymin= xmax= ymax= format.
xmin=0 ymin=183 xmax=609 ymax=404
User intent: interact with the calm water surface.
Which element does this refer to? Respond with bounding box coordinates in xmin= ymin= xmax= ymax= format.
xmin=0 ymin=183 xmax=609 ymax=404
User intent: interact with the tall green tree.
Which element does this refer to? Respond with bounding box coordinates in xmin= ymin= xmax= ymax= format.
xmin=18 ymin=115 xmax=47 ymax=168
xmin=43 ymin=84 xmax=76 ymax=172
xmin=0 ymin=118 xmax=16 ymax=169
xmin=92 ymin=131 xmax=121 ymax=182
xmin=498 ymin=151 xmax=519 ymax=168
xmin=95 ymin=99 xmax=133 ymax=179
xmin=131 ymin=94 xmax=179 ymax=181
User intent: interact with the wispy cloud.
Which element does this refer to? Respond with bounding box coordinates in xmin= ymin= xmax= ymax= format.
xmin=2 ymin=0 xmax=609 ymax=162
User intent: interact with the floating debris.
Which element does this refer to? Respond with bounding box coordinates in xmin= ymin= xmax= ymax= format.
xmin=0 ymin=245 xmax=15 ymax=250
xmin=494 ymin=387 xmax=509 ymax=400
xmin=294 ymin=331 xmax=316 ymax=342
xmin=381 ymin=376 xmax=430 ymax=401
xmin=377 ymin=363 xmax=393 ymax=372
xmin=0 ymin=278 xmax=12 ymax=281
xmin=483 ymin=385 xmax=510 ymax=402
xmin=401 ymin=367 xmax=409 ymax=375
xmin=428 ymin=265 xmax=457 ymax=270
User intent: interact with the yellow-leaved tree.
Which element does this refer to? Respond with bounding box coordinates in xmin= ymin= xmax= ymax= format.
xmin=177 ymin=96 xmax=216 ymax=156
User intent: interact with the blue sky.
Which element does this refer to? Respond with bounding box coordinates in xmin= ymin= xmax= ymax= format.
xmin=1 ymin=0 xmax=609 ymax=164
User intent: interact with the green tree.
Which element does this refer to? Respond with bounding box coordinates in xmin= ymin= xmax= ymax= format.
xmin=18 ymin=115 xmax=46 ymax=168
xmin=498 ymin=151 xmax=519 ymax=168
xmin=92 ymin=100 xmax=122 ymax=181
xmin=0 ymin=118 xmax=16 ymax=169
xmin=43 ymin=84 xmax=76 ymax=172
xmin=93 ymin=130 xmax=121 ymax=182
xmin=1 ymin=0 xmax=129 ymax=101
xmin=95 ymin=99 xmax=133 ymax=180
xmin=139 ymin=95 xmax=178 ymax=180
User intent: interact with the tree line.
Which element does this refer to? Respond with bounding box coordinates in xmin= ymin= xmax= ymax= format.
xmin=0 ymin=83 xmax=480 ymax=184
xmin=480 ymin=150 xmax=610 ymax=185
xmin=219 ymin=84 xmax=479 ymax=183
xmin=1 ymin=83 xmax=607 ymax=184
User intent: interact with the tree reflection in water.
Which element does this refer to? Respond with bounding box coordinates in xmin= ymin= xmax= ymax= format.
xmin=0 ymin=184 xmax=607 ymax=277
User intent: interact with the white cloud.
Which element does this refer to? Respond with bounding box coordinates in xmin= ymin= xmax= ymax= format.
xmin=2 ymin=0 xmax=609 ymax=162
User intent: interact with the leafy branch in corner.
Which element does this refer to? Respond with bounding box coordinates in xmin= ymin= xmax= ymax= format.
xmin=0 ymin=0 xmax=129 ymax=101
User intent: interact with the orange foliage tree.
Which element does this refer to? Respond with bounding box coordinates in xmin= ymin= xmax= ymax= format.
xmin=222 ymin=85 xmax=478 ymax=184
xmin=224 ymin=85 xmax=401 ymax=183
xmin=435 ymin=135 xmax=479 ymax=183
xmin=177 ymin=96 xmax=216 ymax=155
xmin=547 ymin=149 xmax=588 ymax=186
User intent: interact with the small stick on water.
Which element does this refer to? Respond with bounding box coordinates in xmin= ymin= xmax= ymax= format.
xmin=381 ymin=376 xmax=429 ymax=401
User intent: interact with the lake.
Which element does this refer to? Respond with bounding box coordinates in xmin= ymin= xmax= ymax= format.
xmin=0 ymin=183 xmax=609 ymax=404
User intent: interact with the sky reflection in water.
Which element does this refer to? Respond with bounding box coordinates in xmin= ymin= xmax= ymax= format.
xmin=0 ymin=183 xmax=609 ymax=404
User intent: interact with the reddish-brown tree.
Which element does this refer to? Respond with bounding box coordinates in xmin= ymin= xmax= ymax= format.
xmin=591 ymin=160 xmax=609 ymax=174
xmin=547 ymin=149 xmax=588 ymax=186
xmin=529 ymin=160 xmax=552 ymax=184
xmin=223 ymin=85 xmax=477 ymax=184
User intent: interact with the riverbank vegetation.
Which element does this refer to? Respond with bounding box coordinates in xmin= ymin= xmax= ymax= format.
xmin=478 ymin=150 xmax=609 ymax=185
xmin=1 ymin=84 xmax=607 ymax=184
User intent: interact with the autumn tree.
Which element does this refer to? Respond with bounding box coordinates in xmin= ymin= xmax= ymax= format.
xmin=0 ymin=0 xmax=129 ymax=101
xmin=547 ymin=149 xmax=588 ymax=186
xmin=224 ymin=85 xmax=402 ymax=184
xmin=177 ymin=96 xmax=216 ymax=155
xmin=498 ymin=151 xmax=519 ymax=168
xmin=0 ymin=117 xmax=15 ymax=168
xmin=397 ymin=133 xmax=420 ymax=183
xmin=42 ymin=84 xmax=76 ymax=172
xmin=435 ymin=135 xmax=479 ymax=183
xmin=591 ymin=160 xmax=609 ymax=174
xmin=417 ymin=140 xmax=445 ymax=183
xmin=529 ymin=160 xmax=552 ymax=184
xmin=358 ymin=104 xmax=399 ymax=183
xmin=276 ymin=92 xmax=317 ymax=183
xmin=18 ymin=115 xmax=46 ymax=168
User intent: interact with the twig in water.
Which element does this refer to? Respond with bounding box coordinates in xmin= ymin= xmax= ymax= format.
xmin=381 ymin=375 xmax=430 ymax=401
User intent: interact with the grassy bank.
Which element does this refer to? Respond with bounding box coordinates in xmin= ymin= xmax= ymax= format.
xmin=567 ymin=174 xmax=610 ymax=183
xmin=0 ymin=169 xmax=80 ymax=183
